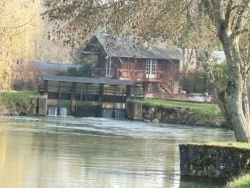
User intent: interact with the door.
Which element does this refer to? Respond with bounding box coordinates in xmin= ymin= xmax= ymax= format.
xmin=146 ymin=59 xmax=157 ymax=78
xmin=106 ymin=57 xmax=112 ymax=77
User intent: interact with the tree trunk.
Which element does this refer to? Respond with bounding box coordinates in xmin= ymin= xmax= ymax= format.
xmin=219 ymin=34 xmax=250 ymax=142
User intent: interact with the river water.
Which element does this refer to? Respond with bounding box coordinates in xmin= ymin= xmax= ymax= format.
xmin=0 ymin=116 xmax=235 ymax=188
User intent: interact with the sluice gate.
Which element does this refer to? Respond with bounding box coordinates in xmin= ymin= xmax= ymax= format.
xmin=38 ymin=75 xmax=143 ymax=118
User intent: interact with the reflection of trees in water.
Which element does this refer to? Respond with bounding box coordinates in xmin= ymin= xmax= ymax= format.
xmin=0 ymin=117 xmax=234 ymax=187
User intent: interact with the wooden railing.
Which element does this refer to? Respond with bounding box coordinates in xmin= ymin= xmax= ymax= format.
xmin=117 ymin=69 xmax=164 ymax=81
xmin=91 ymin=68 xmax=166 ymax=81
xmin=91 ymin=68 xmax=115 ymax=78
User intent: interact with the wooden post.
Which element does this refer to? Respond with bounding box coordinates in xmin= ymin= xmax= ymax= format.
xmin=59 ymin=81 xmax=62 ymax=99
xmin=124 ymin=85 xmax=131 ymax=119
xmin=126 ymin=85 xmax=131 ymax=99
xmin=98 ymin=83 xmax=104 ymax=117
xmin=43 ymin=80 xmax=48 ymax=96
xmin=70 ymin=82 xmax=77 ymax=116
xmin=143 ymin=82 xmax=148 ymax=99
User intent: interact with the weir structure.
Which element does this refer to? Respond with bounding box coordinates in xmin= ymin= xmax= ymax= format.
xmin=38 ymin=75 xmax=142 ymax=118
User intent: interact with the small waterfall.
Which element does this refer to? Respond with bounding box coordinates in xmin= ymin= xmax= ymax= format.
xmin=102 ymin=108 xmax=125 ymax=119
xmin=47 ymin=106 xmax=70 ymax=116
xmin=58 ymin=106 xmax=70 ymax=116
xmin=102 ymin=108 xmax=114 ymax=118
xmin=47 ymin=106 xmax=58 ymax=116
xmin=114 ymin=109 xmax=125 ymax=119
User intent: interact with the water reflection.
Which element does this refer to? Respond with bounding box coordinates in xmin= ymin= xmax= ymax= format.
xmin=0 ymin=116 xmax=234 ymax=188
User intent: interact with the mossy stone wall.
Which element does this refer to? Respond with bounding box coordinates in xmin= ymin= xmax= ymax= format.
xmin=126 ymin=101 xmax=225 ymax=127
xmin=179 ymin=144 xmax=250 ymax=178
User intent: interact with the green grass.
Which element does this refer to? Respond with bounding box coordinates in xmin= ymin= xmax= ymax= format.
xmin=227 ymin=173 xmax=250 ymax=188
xmin=185 ymin=142 xmax=250 ymax=149
xmin=0 ymin=91 xmax=39 ymax=105
xmin=132 ymin=98 xmax=221 ymax=116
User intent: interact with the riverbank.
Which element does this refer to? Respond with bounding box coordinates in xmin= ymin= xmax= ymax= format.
xmin=0 ymin=91 xmax=226 ymax=127
xmin=179 ymin=142 xmax=250 ymax=188
xmin=127 ymin=98 xmax=226 ymax=128
xmin=0 ymin=91 xmax=39 ymax=116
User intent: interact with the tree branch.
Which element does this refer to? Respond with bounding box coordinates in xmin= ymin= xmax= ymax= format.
xmin=224 ymin=0 xmax=233 ymax=30
xmin=233 ymin=1 xmax=250 ymax=34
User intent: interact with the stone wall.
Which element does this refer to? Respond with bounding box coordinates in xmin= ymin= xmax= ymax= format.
xmin=179 ymin=144 xmax=250 ymax=178
xmin=126 ymin=100 xmax=225 ymax=127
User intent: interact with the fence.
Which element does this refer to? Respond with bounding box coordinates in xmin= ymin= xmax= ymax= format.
xmin=143 ymin=92 xmax=214 ymax=103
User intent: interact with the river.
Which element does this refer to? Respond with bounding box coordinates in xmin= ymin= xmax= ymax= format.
xmin=0 ymin=116 xmax=235 ymax=188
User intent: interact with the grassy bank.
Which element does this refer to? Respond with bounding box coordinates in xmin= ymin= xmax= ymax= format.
xmin=0 ymin=91 xmax=39 ymax=103
xmin=0 ymin=91 xmax=40 ymax=115
xmin=132 ymin=98 xmax=220 ymax=112
xmin=227 ymin=174 xmax=250 ymax=187
xmin=132 ymin=98 xmax=221 ymax=117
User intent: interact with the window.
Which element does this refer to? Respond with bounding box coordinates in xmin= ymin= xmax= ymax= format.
xmin=146 ymin=59 xmax=157 ymax=78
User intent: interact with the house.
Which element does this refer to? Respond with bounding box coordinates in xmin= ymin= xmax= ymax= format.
xmin=83 ymin=33 xmax=182 ymax=95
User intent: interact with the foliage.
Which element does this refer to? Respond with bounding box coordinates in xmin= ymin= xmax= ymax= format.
xmin=67 ymin=65 xmax=92 ymax=77
xmin=66 ymin=44 xmax=98 ymax=77
xmin=0 ymin=0 xmax=42 ymax=90
xmin=180 ymin=71 xmax=207 ymax=94
xmin=206 ymin=62 xmax=228 ymax=93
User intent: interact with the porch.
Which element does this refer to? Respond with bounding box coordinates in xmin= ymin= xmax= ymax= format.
xmin=91 ymin=68 xmax=177 ymax=94
xmin=91 ymin=68 xmax=165 ymax=81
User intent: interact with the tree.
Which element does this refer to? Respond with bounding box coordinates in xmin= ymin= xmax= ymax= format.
xmin=66 ymin=45 xmax=98 ymax=77
xmin=44 ymin=0 xmax=250 ymax=142
xmin=0 ymin=0 xmax=42 ymax=90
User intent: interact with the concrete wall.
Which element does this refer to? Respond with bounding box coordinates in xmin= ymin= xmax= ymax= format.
xmin=126 ymin=101 xmax=143 ymax=120
xmin=179 ymin=144 xmax=250 ymax=178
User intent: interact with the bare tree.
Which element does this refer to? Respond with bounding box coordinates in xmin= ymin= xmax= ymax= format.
xmin=44 ymin=0 xmax=250 ymax=142
xmin=0 ymin=0 xmax=43 ymax=90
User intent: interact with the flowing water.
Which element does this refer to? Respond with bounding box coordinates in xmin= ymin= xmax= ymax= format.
xmin=0 ymin=116 xmax=235 ymax=188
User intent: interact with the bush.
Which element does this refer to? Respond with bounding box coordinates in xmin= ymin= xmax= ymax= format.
xmin=67 ymin=64 xmax=92 ymax=77
xmin=180 ymin=71 xmax=207 ymax=93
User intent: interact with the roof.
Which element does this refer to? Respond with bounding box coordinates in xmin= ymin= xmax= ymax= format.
xmin=91 ymin=33 xmax=182 ymax=60
xmin=42 ymin=75 xmax=133 ymax=85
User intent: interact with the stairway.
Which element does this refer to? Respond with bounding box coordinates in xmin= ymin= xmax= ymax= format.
xmin=160 ymin=82 xmax=173 ymax=94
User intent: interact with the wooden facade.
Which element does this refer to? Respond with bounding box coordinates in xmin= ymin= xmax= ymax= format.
xmin=84 ymin=34 xmax=182 ymax=95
